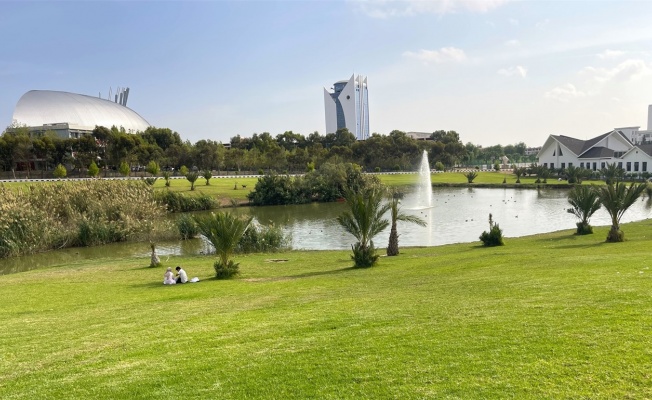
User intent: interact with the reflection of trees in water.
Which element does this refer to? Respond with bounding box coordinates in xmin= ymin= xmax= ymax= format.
xmin=235 ymin=202 xmax=348 ymax=226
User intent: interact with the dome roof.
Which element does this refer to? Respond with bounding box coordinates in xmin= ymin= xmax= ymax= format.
xmin=12 ymin=90 xmax=150 ymax=133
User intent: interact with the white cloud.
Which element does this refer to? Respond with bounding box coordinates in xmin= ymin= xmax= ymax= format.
xmin=498 ymin=65 xmax=527 ymax=78
xmin=504 ymin=39 xmax=520 ymax=47
xmin=597 ymin=49 xmax=625 ymax=59
xmin=545 ymin=83 xmax=586 ymax=102
xmin=355 ymin=0 xmax=509 ymax=18
xmin=403 ymin=47 xmax=467 ymax=64
xmin=581 ymin=59 xmax=652 ymax=83
xmin=509 ymin=18 xmax=519 ymax=26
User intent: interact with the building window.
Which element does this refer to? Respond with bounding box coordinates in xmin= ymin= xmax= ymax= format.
xmin=627 ymin=162 xmax=631 ymax=171
xmin=543 ymin=163 xmax=547 ymax=168
xmin=635 ymin=162 xmax=639 ymax=172
xmin=618 ymin=162 xmax=623 ymax=169
xmin=569 ymin=162 xmax=573 ymax=168
xmin=593 ymin=162 xmax=597 ymax=171
xmin=550 ymin=163 xmax=555 ymax=169
xmin=580 ymin=162 xmax=584 ymax=169
xmin=561 ymin=163 xmax=565 ymax=169
xmin=601 ymin=162 xmax=606 ymax=169
xmin=644 ymin=162 xmax=648 ymax=172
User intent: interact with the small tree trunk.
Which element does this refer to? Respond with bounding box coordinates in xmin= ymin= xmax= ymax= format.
xmin=606 ymin=225 xmax=624 ymax=242
xmin=150 ymin=243 xmax=161 ymax=267
xmin=387 ymin=222 xmax=399 ymax=256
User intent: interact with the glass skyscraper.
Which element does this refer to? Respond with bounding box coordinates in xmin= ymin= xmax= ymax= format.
xmin=323 ymin=75 xmax=369 ymax=140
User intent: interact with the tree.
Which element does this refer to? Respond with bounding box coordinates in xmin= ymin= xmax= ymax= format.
xmin=88 ymin=161 xmax=100 ymax=177
xmin=601 ymin=162 xmax=625 ymax=185
xmin=337 ymin=187 xmax=390 ymax=268
xmin=202 ymin=170 xmax=212 ymax=185
xmin=513 ymin=167 xmax=527 ymax=183
xmin=596 ymin=182 xmax=647 ymax=242
xmin=118 ymin=161 xmax=130 ymax=177
xmin=194 ymin=212 xmax=252 ymax=279
xmin=386 ymin=191 xmax=426 ymax=256
xmin=185 ymin=171 xmax=199 ymax=190
xmin=146 ymin=160 xmax=160 ymax=177
xmin=567 ymin=185 xmax=601 ymax=234
xmin=53 ymin=163 xmax=67 ymax=179
xmin=464 ymin=171 xmax=478 ymax=183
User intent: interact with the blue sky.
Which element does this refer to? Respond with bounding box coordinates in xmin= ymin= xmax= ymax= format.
xmin=2 ymin=1 xmax=652 ymax=147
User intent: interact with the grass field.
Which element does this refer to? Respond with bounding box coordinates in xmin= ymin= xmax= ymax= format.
xmin=2 ymin=220 xmax=652 ymax=399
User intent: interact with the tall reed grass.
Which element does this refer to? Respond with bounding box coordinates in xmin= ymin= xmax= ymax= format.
xmin=0 ymin=180 xmax=167 ymax=258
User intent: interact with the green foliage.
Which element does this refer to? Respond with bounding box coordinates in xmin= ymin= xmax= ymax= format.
xmin=337 ymin=187 xmax=390 ymax=267
xmin=162 ymin=171 xmax=171 ymax=187
xmin=480 ymin=214 xmax=504 ymax=247
xmin=236 ymin=221 xmax=291 ymax=253
xmin=118 ymin=161 xmax=130 ymax=177
xmin=596 ymin=182 xmax=646 ymax=242
xmin=194 ymin=212 xmax=252 ymax=278
xmin=179 ymin=165 xmax=189 ymax=176
xmin=601 ymin=163 xmax=625 ymax=185
xmin=386 ymin=191 xmax=426 ymax=256
xmin=464 ymin=171 xmax=478 ymax=183
xmin=176 ymin=214 xmax=199 ymax=239
xmin=213 ymin=260 xmax=240 ymax=279
xmin=202 ymin=170 xmax=212 ymax=185
xmin=53 ymin=163 xmax=67 ymax=179
xmin=247 ymin=173 xmax=305 ymax=205
xmin=0 ymin=180 xmax=166 ymax=258
xmin=153 ymin=190 xmax=217 ymax=212
xmin=434 ymin=161 xmax=445 ymax=171
xmin=351 ymin=242 xmax=379 ymax=268
xmin=88 ymin=161 xmax=100 ymax=177
xmin=186 ymin=172 xmax=199 ymax=191
xmin=494 ymin=162 xmax=501 ymax=172
xmin=306 ymin=161 xmax=315 ymax=172
xmin=567 ymin=185 xmax=601 ymax=235
xmin=143 ymin=177 xmax=157 ymax=186
xmin=145 ymin=161 xmax=160 ymax=177
xmin=513 ymin=167 xmax=527 ymax=183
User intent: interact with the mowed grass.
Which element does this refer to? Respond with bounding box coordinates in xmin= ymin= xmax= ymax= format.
xmin=3 ymin=221 xmax=652 ymax=399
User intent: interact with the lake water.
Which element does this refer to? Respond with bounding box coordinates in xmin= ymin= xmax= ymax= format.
xmin=2 ymin=187 xmax=651 ymax=275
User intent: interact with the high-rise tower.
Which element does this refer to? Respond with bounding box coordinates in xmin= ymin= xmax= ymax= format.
xmin=323 ymin=74 xmax=369 ymax=140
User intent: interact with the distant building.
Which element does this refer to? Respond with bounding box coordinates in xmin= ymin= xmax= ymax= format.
xmin=538 ymin=105 xmax=652 ymax=173
xmin=407 ymin=132 xmax=432 ymax=141
xmin=324 ymin=75 xmax=369 ymax=140
xmin=525 ymin=146 xmax=541 ymax=156
xmin=11 ymin=89 xmax=150 ymax=138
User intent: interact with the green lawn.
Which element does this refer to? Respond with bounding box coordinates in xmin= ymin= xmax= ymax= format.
xmin=2 ymin=221 xmax=652 ymax=398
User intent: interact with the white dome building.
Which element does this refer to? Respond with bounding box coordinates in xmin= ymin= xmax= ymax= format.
xmin=12 ymin=90 xmax=150 ymax=138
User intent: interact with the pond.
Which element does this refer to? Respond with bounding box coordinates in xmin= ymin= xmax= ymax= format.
xmin=2 ymin=186 xmax=651 ymax=275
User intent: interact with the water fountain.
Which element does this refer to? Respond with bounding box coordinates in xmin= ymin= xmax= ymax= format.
xmin=416 ymin=150 xmax=433 ymax=209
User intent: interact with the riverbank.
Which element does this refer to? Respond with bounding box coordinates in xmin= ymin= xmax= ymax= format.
xmin=2 ymin=220 xmax=652 ymax=398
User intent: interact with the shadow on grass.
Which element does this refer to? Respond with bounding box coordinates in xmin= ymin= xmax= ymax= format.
xmin=245 ymin=266 xmax=357 ymax=282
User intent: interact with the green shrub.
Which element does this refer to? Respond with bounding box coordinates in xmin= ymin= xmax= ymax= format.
xmin=53 ymin=164 xmax=67 ymax=179
xmin=464 ymin=171 xmax=478 ymax=183
xmin=479 ymin=214 xmax=504 ymax=247
xmin=143 ymin=177 xmax=157 ymax=186
xmin=434 ymin=162 xmax=445 ymax=171
xmin=88 ymin=161 xmax=100 ymax=178
xmin=154 ymin=191 xmax=217 ymax=213
xmin=177 ymin=214 xmax=199 ymax=239
xmin=213 ymin=260 xmax=240 ymax=279
xmin=350 ymin=242 xmax=379 ymax=268
xmin=236 ymin=222 xmax=290 ymax=253
xmin=118 ymin=161 xmax=130 ymax=177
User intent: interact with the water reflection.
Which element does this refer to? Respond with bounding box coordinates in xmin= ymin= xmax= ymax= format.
xmin=3 ymin=186 xmax=651 ymax=275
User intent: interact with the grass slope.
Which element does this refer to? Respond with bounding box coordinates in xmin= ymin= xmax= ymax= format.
xmin=2 ymin=221 xmax=652 ymax=399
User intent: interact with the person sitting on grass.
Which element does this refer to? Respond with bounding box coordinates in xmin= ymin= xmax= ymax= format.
xmin=175 ymin=266 xmax=188 ymax=284
xmin=163 ymin=267 xmax=176 ymax=285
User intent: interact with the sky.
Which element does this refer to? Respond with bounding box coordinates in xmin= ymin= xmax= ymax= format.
xmin=2 ymin=0 xmax=652 ymax=148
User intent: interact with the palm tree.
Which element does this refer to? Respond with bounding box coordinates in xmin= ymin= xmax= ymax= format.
xmin=337 ymin=186 xmax=390 ymax=267
xmin=596 ymin=182 xmax=646 ymax=242
xmin=601 ymin=162 xmax=625 ymax=185
xmin=386 ymin=191 xmax=426 ymax=256
xmin=463 ymin=171 xmax=478 ymax=183
xmin=513 ymin=167 xmax=527 ymax=183
xmin=567 ymin=185 xmax=601 ymax=234
xmin=186 ymin=171 xmax=199 ymax=190
xmin=194 ymin=212 xmax=253 ymax=278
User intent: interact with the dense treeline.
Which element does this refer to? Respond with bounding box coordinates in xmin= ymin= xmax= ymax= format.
xmin=0 ymin=124 xmax=536 ymax=177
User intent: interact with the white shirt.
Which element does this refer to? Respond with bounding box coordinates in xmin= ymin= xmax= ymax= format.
xmin=177 ymin=268 xmax=188 ymax=283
